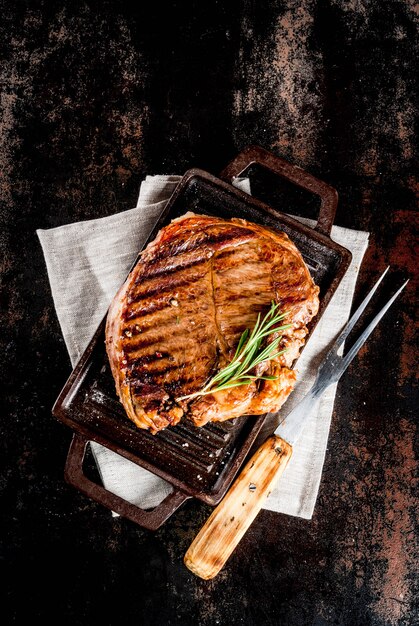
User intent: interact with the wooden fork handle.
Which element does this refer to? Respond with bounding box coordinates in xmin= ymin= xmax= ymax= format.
xmin=184 ymin=434 xmax=293 ymax=580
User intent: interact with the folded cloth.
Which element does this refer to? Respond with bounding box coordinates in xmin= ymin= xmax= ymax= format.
xmin=37 ymin=175 xmax=369 ymax=519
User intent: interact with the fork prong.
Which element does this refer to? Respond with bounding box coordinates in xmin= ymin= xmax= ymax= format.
xmin=328 ymin=266 xmax=390 ymax=356
xmin=338 ymin=279 xmax=409 ymax=376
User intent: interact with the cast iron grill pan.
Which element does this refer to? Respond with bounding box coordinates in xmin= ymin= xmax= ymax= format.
xmin=53 ymin=146 xmax=352 ymax=530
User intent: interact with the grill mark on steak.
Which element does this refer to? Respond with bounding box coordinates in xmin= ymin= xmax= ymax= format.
xmin=126 ymin=338 xmax=213 ymax=370
xmin=123 ymin=333 xmax=170 ymax=352
xmin=145 ymin=226 xmax=257 ymax=265
xmin=163 ymin=376 xmax=200 ymax=394
xmin=131 ymin=372 xmax=208 ymax=395
xmin=123 ymin=299 xmax=167 ymax=321
xmin=123 ymin=321 xmax=209 ymax=353
xmin=136 ymin=254 xmax=208 ymax=283
xmin=124 ymin=284 xmax=211 ymax=321
xmin=127 ymin=352 xmax=172 ymax=368
xmin=214 ymin=248 xmax=238 ymax=261
xmin=127 ymin=273 xmax=202 ymax=304
xmin=130 ymin=363 xmax=183 ymax=378
xmin=129 ymin=383 xmax=169 ymax=401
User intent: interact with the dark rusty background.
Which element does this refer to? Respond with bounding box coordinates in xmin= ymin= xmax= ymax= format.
xmin=1 ymin=1 xmax=417 ymax=625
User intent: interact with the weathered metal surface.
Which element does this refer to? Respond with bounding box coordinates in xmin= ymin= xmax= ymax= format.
xmin=1 ymin=2 xmax=417 ymax=624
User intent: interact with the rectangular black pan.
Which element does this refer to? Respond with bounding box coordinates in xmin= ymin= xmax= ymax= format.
xmin=53 ymin=145 xmax=352 ymax=530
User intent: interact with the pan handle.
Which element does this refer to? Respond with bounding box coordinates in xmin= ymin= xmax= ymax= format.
xmin=64 ymin=433 xmax=191 ymax=531
xmin=220 ymin=145 xmax=338 ymax=236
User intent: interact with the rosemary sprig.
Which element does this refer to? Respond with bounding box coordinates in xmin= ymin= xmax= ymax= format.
xmin=176 ymin=301 xmax=291 ymax=402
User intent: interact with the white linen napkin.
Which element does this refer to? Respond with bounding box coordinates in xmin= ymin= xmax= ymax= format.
xmin=37 ymin=175 xmax=369 ymax=519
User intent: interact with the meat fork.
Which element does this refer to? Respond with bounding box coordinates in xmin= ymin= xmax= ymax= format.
xmin=184 ymin=267 xmax=409 ymax=579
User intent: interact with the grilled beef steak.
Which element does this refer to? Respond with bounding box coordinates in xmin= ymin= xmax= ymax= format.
xmin=105 ymin=213 xmax=319 ymax=434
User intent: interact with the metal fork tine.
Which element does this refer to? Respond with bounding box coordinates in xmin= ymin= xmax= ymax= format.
xmin=327 ymin=266 xmax=390 ymax=357
xmin=276 ymin=272 xmax=408 ymax=446
xmin=338 ymin=279 xmax=409 ymax=376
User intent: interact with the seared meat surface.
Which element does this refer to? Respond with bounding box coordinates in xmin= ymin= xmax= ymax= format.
xmin=106 ymin=214 xmax=319 ymax=434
